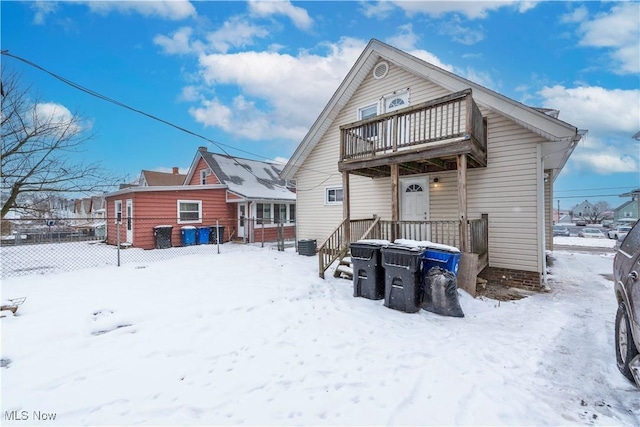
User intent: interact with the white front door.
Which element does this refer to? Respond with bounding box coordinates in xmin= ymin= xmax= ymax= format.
xmin=400 ymin=177 xmax=429 ymax=240
xmin=237 ymin=204 xmax=246 ymax=238
xmin=125 ymin=199 xmax=133 ymax=243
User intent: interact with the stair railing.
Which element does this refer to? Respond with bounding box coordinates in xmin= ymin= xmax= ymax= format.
xmin=318 ymin=216 xmax=381 ymax=279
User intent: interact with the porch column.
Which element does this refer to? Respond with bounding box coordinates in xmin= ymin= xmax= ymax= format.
xmin=391 ymin=163 xmax=399 ymax=241
xmin=457 ymin=154 xmax=468 ymax=252
xmin=342 ymin=171 xmax=350 ymax=245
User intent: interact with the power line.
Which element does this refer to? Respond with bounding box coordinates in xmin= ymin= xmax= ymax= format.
xmin=1 ymin=50 xmax=333 ymax=192
xmin=555 ymin=186 xmax=637 ymax=193
xmin=555 ymin=194 xmax=631 ymax=199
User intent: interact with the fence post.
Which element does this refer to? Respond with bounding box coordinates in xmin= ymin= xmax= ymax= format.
xmin=278 ymin=221 xmax=284 ymax=251
xmin=117 ymin=221 xmax=121 ymax=267
xmin=261 ymin=220 xmax=265 ymax=248
xmin=216 ymin=219 xmax=220 ymax=255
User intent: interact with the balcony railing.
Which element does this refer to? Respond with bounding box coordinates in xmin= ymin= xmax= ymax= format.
xmin=340 ymin=89 xmax=486 ymax=164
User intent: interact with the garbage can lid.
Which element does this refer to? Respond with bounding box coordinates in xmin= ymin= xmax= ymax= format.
xmin=154 ymin=224 xmax=173 ymax=229
xmin=394 ymin=239 xmax=460 ymax=253
xmin=181 ymin=225 xmax=197 ymax=229
xmin=354 ymin=239 xmax=390 ymax=246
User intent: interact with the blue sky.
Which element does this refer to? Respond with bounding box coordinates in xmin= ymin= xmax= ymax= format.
xmin=2 ymin=0 xmax=639 ymax=211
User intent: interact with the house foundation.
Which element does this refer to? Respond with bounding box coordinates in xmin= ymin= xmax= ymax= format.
xmin=478 ymin=267 xmax=542 ymax=292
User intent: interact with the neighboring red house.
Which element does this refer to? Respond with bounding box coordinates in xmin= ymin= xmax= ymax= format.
xmin=104 ymin=147 xmax=296 ymax=249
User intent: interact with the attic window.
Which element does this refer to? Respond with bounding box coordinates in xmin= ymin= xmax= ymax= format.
xmin=373 ymin=61 xmax=389 ymax=80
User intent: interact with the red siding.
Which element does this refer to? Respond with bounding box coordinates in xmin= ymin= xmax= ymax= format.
xmin=105 ymin=188 xmax=236 ymax=249
xmin=188 ymin=157 xmax=221 ymax=185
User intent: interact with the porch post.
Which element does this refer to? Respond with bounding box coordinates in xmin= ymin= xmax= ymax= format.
xmin=342 ymin=171 xmax=351 ymax=245
xmin=457 ymin=154 xmax=468 ymax=252
xmin=391 ymin=163 xmax=399 ymax=241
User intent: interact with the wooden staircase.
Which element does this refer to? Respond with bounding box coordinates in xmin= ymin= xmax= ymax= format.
xmin=334 ymin=254 xmax=353 ymax=280
xmin=317 ymin=217 xmax=381 ymax=279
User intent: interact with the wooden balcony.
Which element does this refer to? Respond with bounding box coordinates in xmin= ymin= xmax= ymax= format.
xmin=338 ymin=89 xmax=487 ymax=178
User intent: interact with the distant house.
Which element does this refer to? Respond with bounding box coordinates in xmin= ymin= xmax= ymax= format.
xmin=139 ymin=167 xmax=186 ymax=187
xmin=571 ymin=200 xmax=593 ymax=219
xmin=104 ymin=147 xmax=296 ymax=249
xmin=614 ymin=188 xmax=639 ymax=221
xmin=281 ymin=39 xmax=583 ymax=291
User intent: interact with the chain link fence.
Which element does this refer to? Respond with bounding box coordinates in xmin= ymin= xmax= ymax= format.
xmin=1 ymin=217 xmax=296 ymax=278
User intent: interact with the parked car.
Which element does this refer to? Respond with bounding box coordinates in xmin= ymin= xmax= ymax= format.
xmin=613 ymin=220 xmax=640 ymax=386
xmin=602 ymin=220 xmax=614 ymax=229
xmin=575 ymin=218 xmax=587 ymax=226
xmin=609 ymin=225 xmax=632 ymax=240
xmin=553 ymin=225 xmax=570 ymax=237
xmin=577 ymin=228 xmax=605 ymax=238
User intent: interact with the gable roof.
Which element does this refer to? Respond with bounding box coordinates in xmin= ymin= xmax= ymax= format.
xmin=281 ymin=38 xmax=583 ymax=181
xmin=140 ymin=170 xmax=186 ymax=186
xmin=185 ymin=148 xmax=295 ymax=201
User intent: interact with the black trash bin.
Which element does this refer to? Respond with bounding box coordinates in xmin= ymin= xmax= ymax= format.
xmin=350 ymin=241 xmax=387 ymax=300
xmin=381 ymin=244 xmax=426 ymax=313
xmin=298 ymin=239 xmax=317 ymax=256
xmin=153 ymin=225 xmax=173 ymax=249
xmin=209 ymin=226 xmax=225 ymax=244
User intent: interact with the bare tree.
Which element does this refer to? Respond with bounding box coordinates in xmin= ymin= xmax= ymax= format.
xmin=585 ymin=201 xmax=611 ymax=224
xmin=1 ymin=68 xmax=118 ymax=219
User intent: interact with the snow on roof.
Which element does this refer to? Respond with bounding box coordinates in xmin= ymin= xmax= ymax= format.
xmin=203 ymin=152 xmax=295 ymax=201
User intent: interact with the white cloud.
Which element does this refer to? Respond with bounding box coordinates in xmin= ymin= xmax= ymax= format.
xmin=438 ymin=17 xmax=485 ymax=45
xmin=539 ymin=85 xmax=640 ymax=136
xmin=189 ymin=38 xmax=367 ymax=141
xmin=83 ymin=0 xmax=196 ymax=21
xmin=248 ymin=0 xmax=313 ymax=30
xmin=154 ymin=27 xmax=196 ymax=55
xmin=31 ymin=1 xmax=58 ymax=25
xmin=391 ymin=0 xmax=538 ymax=20
xmin=560 ymin=5 xmax=588 ymax=24
xmin=30 ymin=1 xmax=195 ymax=24
xmin=205 ymin=16 xmax=269 ymax=53
xmin=385 ymin=24 xmax=419 ymax=51
xmin=34 ymin=102 xmax=86 ymax=135
xmin=567 ymin=138 xmax=638 ymax=175
xmin=574 ymin=3 xmax=640 ymax=74
xmin=360 ymin=0 xmax=396 ymax=19
xmin=539 ymin=85 xmax=640 ymax=175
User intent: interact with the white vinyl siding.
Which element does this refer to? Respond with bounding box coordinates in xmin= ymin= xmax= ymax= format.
xmin=294 ymin=63 xmax=545 ymax=274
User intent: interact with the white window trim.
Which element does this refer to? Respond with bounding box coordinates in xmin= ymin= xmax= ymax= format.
xmin=325 ymin=186 xmax=344 ymax=205
xmin=357 ymin=102 xmax=379 ymax=121
xmin=114 ymin=200 xmax=122 ymax=224
xmin=254 ymin=202 xmax=296 ymax=227
xmin=200 ymin=170 xmax=207 ymax=185
xmin=177 ymin=199 xmax=202 ymax=224
xmin=382 ymin=88 xmax=410 ymax=112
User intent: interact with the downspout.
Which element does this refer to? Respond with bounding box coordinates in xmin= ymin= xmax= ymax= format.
xmin=539 ymin=131 xmax=584 ymax=288
xmin=537 ymin=144 xmax=548 ymax=289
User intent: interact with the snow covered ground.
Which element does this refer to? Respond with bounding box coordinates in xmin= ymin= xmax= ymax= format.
xmin=1 ymin=241 xmax=638 ymax=425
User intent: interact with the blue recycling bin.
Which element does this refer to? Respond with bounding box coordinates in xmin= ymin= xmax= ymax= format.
xmin=422 ymin=248 xmax=461 ymax=276
xmin=181 ymin=226 xmax=196 ymax=246
xmin=197 ymin=226 xmax=210 ymax=244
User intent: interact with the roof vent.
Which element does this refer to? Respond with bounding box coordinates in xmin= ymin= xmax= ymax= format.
xmin=373 ymin=61 xmax=389 ymax=80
